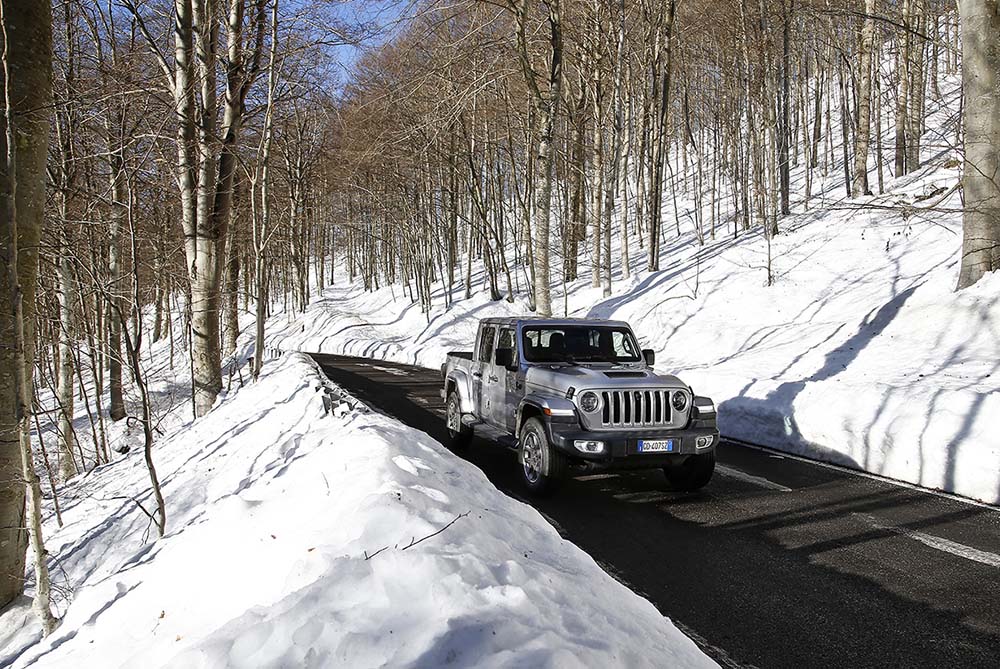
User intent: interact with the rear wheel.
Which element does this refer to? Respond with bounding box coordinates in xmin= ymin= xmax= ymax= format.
xmin=664 ymin=452 xmax=715 ymax=491
xmin=445 ymin=390 xmax=472 ymax=449
xmin=519 ymin=418 xmax=567 ymax=496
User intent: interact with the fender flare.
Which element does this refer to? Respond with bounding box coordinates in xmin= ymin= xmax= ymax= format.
xmin=445 ymin=369 xmax=475 ymax=414
xmin=515 ymin=394 xmax=578 ymax=439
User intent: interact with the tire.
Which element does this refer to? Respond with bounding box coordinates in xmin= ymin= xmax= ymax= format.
xmin=445 ymin=390 xmax=473 ymax=449
xmin=664 ymin=452 xmax=715 ymax=492
xmin=518 ymin=417 xmax=567 ymax=496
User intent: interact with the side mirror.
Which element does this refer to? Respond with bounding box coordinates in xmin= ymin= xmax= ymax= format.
xmin=642 ymin=349 xmax=656 ymax=367
xmin=494 ymin=347 xmax=515 ymax=369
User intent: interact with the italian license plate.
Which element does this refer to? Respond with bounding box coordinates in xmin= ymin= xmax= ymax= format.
xmin=637 ymin=439 xmax=674 ymax=453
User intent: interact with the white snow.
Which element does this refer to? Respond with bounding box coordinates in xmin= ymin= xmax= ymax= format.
xmin=264 ymin=75 xmax=1000 ymax=505
xmin=2 ymin=353 xmax=714 ymax=668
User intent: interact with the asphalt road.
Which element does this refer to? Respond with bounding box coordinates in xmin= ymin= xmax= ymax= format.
xmin=312 ymin=353 xmax=1000 ymax=669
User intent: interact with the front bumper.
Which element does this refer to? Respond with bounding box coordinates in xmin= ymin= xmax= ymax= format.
xmin=547 ymin=420 xmax=719 ymax=470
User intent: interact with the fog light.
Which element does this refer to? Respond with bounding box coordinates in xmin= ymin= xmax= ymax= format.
xmin=573 ymin=440 xmax=605 ymax=454
xmin=695 ymin=435 xmax=714 ymax=449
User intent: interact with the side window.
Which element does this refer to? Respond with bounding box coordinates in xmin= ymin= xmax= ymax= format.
xmin=613 ymin=331 xmax=639 ymax=358
xmin=479 ymin=326 xmax=497 ymax=363
xmin=498 ymin=328 xmax=517 ymax=358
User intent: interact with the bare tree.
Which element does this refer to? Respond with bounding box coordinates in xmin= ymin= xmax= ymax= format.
xmin=0 ymin=0 xmax=58 ymax=632
xmin=852 ymin=0 xmax=876 ymax=196
xmin=127 ymin=0 xmax=269 ymax=416
xmin=508 ymin=0 xmax=563 ymax=317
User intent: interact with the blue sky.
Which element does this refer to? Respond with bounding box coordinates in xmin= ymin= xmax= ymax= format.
xmin=327 ymin=0 xmax=413 ymax=68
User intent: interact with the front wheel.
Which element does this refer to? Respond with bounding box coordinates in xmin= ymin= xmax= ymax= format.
xmin=519 ymin=418 xmax=567 ymax=496
xmin=664 ymin=452 xmax=715 ymax=491
xmin=445 ymin=391 xmax=472 ymax=449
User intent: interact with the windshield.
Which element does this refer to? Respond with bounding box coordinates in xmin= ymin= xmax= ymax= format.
xmin=521 ymin=326 xmax=642 ymax=364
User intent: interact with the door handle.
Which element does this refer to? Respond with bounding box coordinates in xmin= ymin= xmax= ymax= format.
xmin=488 ymin=375 xmax=499 ymax=382
xmin=473 ymin=371 xmax=483 ymax=378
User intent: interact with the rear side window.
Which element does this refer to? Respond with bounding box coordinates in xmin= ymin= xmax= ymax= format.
xmin=478 ymin=326 xmax=497 ymax=362
xmin=498 ymin=328 xmax=516 ymax=357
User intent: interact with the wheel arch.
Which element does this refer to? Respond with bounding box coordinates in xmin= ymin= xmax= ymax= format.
xmin=516 ymin=401 xmax=545 ymax=439
xmin=445 ymin=369 xmax=474 ymax=413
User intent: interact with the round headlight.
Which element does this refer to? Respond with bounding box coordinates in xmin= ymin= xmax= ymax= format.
xmin=671 ymin=391 xmax=688 ymax=412
xmin=579 ymin=392 xmax=600 ymax=413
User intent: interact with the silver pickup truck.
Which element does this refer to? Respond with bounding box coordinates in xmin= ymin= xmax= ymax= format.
xmin=441 ymin=317 xmax=719 ymax=495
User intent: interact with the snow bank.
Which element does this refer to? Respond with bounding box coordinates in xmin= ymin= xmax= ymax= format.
xmin=3 ymin=353 xmax=713 ymax=668
xmin=265 ymin=77 xmax=1000 ymax=505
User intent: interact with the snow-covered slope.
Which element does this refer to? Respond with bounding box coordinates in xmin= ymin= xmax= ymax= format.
xmin=2 ymin=353 xmax=714 ymax=668
xmin=264 ymin=76 xmax=1000 ymax=505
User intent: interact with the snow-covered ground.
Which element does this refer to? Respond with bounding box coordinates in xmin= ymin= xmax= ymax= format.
xmin=264 ymin=76 xmax=1000 ymax=506
xmin=2 ymin=352 xmax=714 ymax=667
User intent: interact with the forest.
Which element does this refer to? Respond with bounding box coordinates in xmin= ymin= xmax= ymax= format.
xmin=0 ymin=0 xmax=998 ymax=634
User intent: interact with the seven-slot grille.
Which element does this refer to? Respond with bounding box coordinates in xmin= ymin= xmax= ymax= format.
xmin=599 ymin=389 xmax=677 ymax=428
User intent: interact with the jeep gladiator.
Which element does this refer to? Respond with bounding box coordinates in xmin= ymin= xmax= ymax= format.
xmin=440 ymin=318 xmax=719 ymax=494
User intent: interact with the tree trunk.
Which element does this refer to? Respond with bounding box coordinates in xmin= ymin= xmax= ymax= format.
xmin=0 ymin=0 xmax=57 ymax=631
xmin=107 ymin=146 xmax=126 ymax=422
xmin=778 ymin=0 xmax=792 ymax=215
xmin=646 ymin=0 xmax=677 ymax=271
xmin=57 ymin=220 xmax=77 ymax=480
xmin=956 ymin=0 xmax=1000 ymax=288
xmin=162 ymin=0 xmax=266 ymax=416
xmin=224 ymin=207 xmax=240 ymax=356
xmin=852 ymin=0 xmax=875 ymax=196
xmin=895 ymin=0 xmax=911 ymax=177
xmin=905 ymin=0 xmax=925 ymax=173
xmin=591 ymin=101 xmax=603 ymax=289
xmin=512 ymin=0 xmax=562 ymax=317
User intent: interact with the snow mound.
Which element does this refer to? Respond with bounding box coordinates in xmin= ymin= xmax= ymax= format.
xmin=4 ymin=353 xmax=713 ymax=668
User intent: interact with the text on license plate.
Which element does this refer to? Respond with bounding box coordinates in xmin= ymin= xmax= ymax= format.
xmin=637 ymin=439 xmax=674 ymax=453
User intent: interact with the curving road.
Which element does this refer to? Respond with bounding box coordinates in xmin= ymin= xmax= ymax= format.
xmin=312 ymin=353 xmax=1000 ymax=669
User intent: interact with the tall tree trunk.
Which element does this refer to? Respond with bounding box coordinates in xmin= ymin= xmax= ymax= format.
xmin=839 ymin=61 xmax=852 ymax=196
xmin=566 ymin=88 xmax=586 ymax=282
xmin=778 ymin=0 xmax=792 ymax=215
xmin=512 ymin=0 xmax=562 ymax=317
xmin=591 ymin=102 xmax=603 ymax=289
xmin=811 ymin=52 xmax=824 ymax=169
xmin=905 ymin=0 xmax=925 ymax=172
xmin=646 ymin=0 xmax=677 ymax=271
xmin=956 ymin=0 xmax=1000 ymax=288
xmin=894 ymin=0 xmax=911 ymax=177
xmin=252 ymin=0 xmax=278 ymax=381
xmin=875 ymin=31 xmax=885 ymax=194
xmin=224 ymin=190 xmax=241 ymax=356
xmin=57 ymin=218 xmax=77 ymax=480
xmin=107 ymin=143 xmax=126 ymax=422
xmin=158 ymin=0 xmax=266 ymax=416
xmin=0 ymin=0 xmax=57 ymax=631
xmin=599 ymin=0 xmax=624 ymax=297
xmin=852 ymin=0 xmax=876 ymax=196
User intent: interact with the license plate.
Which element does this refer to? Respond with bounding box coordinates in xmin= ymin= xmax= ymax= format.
xmin=637 ymin=439 xmax=674 ymax=453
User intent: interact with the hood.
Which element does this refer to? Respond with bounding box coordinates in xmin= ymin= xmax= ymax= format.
xmin=525 ymin=364 xmax=687 ymax=395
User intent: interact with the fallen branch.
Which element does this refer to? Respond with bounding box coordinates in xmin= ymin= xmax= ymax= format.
xmin=362 ymin=510 xmax=472 ymax=561
xmin=402 ymin=511 xmax=470 ymax=551
xmin=364 ymin=546 xmax=389 ymax=561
